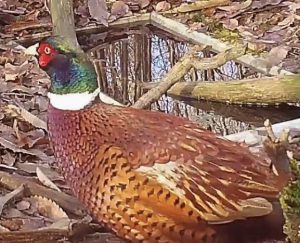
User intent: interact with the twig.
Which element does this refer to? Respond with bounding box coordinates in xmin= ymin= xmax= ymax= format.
xmin=133 ymin=45 xmax=246 ymax=109
xmin=132 ymin=45 xmax=207 ymax=109
xmin=264 ymin=119 xmax=278 ymax=142
xmin=192 ymin=45 xmax=246 ymax=70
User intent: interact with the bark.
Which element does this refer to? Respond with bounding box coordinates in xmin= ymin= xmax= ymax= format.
xmin=133 ymin=45 xmax=247 ymax=109
xmin=49 ymin=0 xmax=79 ymax=48
xmin=142 ymin=75 xmax=300 ymax=105
xmin=132 ymin=45 xmax=206 ymax=109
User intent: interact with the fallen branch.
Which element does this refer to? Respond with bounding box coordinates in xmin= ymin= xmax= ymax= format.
xmin=0 ymin=171 xmax=84 ymax=217
xmin=132 ymin=45 xmax=246 ymax=109
xmin=132 ymin=45 xmax=206 ymax=108
xmin=141 ymin=75 xmax=300 ymax=105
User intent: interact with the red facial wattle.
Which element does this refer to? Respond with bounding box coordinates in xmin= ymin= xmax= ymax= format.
xmin=37 ymin=43 xmax=57 ymax=68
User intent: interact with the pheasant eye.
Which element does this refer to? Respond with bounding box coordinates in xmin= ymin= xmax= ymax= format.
xmin=44 ymin=46 xmax=51 ymax=55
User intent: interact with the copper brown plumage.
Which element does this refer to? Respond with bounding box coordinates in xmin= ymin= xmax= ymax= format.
xmin=47 ymin=103 xmax=289 ymax=243
xmin=28 ymin=37 xmax=291 ymax=243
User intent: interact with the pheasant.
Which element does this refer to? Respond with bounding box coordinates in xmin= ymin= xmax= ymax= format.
xmin=26 ymin=36 xmax=291 ymax=243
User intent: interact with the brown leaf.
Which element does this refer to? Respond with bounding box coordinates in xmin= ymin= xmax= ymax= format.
xmin=4 ymin=61 xmax=30 ymax=81
xmin=36 ymin=167 xmax=61 ymax=192
xmin=3 ymin=104 xmax=47 ymax=131
xmin=4 ymin=208 xmax=27 ymax=218
xmin=1 ymin=153 xmax=16 ymax=167
xmin=0 ymin=185 xmax=24 ymax=216
xmin=218 ymin=0 xmax=252 ymax=12
xmin=88 ymin=0 xmax=109 ymax=26
xmin=28 ymin=196 xmax=68 ymax=221
xmin=252 ymin=0 xmax=283 ymax=10
xmin=139 ymin=0 xmax=150 ymax=9
xmin=221 ymin=18 xmax=239 ymax=30
xmin=16 ymin=162 xmax=61 ymax=180
xmin=0 ymin=225 xmax=10 ymax=232
xmin=155 ymin=1 xmax=171 ymax=12
xmin=0 ymin=137 xmax=36 ymax=156
xmin=263 ymin=45 xmax=290 ymax=68
xmin=111 ymin=1 xmax=130 ymax=18
xmin=16 ymin=200 xmax=31 ymax=211
xmin=0 ymin=217 xmax=47 ymax=231
xmin=0 ymin=136 xmax=51 ymax=161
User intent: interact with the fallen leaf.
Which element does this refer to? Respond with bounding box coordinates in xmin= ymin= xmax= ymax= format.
xmin=218 ymin=0 xmax=252 ymax=12
xmin=36 ymin=167 xmax=61 ymax=192
xmin=0 ymin=137 xmax=51 ymax=161
xmin=139 ymin=0 xmax=150 ymax=9
xmin=0 ymin=217 xmax=47 ymax=231
xmin=0 ymin=225 xmax=10 ymax=232
xmin=155 ymin=1 xmax=171 ymax=12
xmin=4 ymin=61 xmax=30 ymax=81
xmin=3 ymin=208 xmax=27 ymax=218
xmin=88 ymin=0 xmax=109 ymax=26
xmin=110 ymin=1 xmax=130 ymax=18
xmin=4 ymin=104 xmax=47 ymax=131
xmin=0 ymin=185 xmax=24 ymax=216
xmin=16 ymin=200 xmax=31 ymax=211
xmin=16 ymin=162 xmax=61 ymax=180
xmin=263 ymin=45 xmax=290 ymax=69
xmin=252 ymin=0 xmax=284 ymax=10
xmin=29 ymin=196 xmax=68 ymax=220
xmin=0 ymin=137 xmax=36 ymax=156
xmin=221 ymin=18 xmax=239 ymax=30
xmin=1 ymin=152 xmax=16 ymax=167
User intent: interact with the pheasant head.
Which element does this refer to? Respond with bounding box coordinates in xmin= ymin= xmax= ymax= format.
xmin=27 ymin=37 xmax=99 ymax=110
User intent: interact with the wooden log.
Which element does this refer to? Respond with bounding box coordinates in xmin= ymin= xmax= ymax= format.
xmin=180 ymin=99 xmax=300 ymax=127
xmin=142 ymin=75 xmax=300 ymax=105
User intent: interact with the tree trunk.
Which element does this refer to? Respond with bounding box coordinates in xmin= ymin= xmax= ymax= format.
xmin=49 ymin=0 xmax=79 ymax=48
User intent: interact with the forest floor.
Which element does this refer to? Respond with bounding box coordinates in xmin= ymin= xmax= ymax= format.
xmin=0 ymin=0 xmax=300 ymax=242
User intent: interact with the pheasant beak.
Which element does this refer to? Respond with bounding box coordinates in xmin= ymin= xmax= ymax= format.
xmin=24 ymin=43 xmax=39 ymax=56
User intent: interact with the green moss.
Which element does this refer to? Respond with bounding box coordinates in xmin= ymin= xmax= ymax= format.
xmin=213 ymin=28 xmax=241 ymax=44
xmin=280 ymin=159 xmax=300 ymax=243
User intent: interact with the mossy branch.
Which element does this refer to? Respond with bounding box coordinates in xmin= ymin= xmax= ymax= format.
xmin=142 ymin=75 xmax=300 ymax=105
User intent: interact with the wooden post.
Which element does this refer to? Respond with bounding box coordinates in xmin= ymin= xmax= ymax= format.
xmin=49 ymin=0 xmax=79 ymax=48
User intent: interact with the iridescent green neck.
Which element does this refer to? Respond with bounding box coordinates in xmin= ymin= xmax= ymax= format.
xmin=47 ymin=53 xmax=98 ymax=95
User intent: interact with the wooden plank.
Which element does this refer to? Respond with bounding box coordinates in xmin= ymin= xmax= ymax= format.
xmin=17 ymin=14 xmax=151 ymax=44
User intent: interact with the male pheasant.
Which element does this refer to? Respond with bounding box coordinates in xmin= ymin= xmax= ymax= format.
xmin=27 ymin=37 xmax=291 ymax=243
